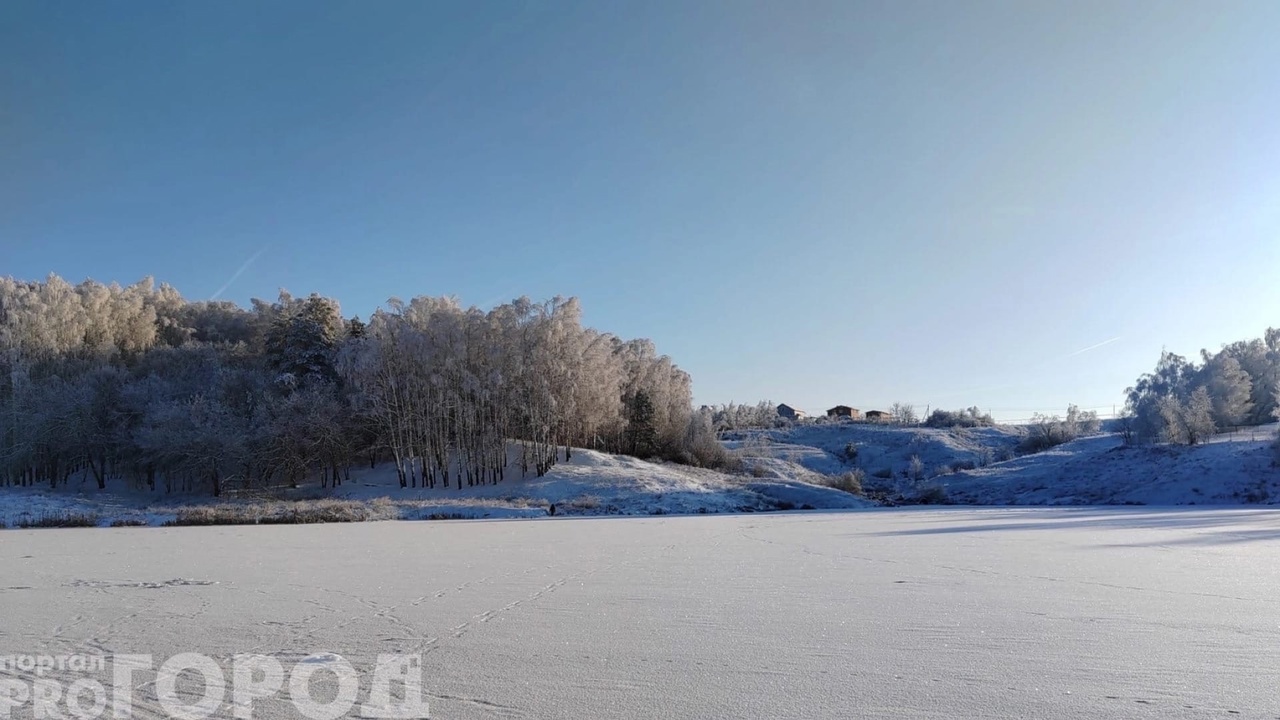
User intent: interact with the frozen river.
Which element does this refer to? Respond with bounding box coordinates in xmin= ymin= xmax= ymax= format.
xmin=2 ymin=508 xmax=1279 ymax=719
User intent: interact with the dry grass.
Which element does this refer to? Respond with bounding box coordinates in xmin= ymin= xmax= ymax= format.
xmin=827 ymin=469 xmax=865 ymax=495
xmin=567 ymin=495 xmax=601 ymax=511
xmin=165 ymin=505 xmax=262 ymax=526
xmin=16 ymin=511 xmax=100 ymax=529
xmin=166 ymin=498 xmax=401 ymax=527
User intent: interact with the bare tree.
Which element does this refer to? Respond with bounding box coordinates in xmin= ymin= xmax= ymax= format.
xmin=890 ymin=402 xmax=917 ymax=425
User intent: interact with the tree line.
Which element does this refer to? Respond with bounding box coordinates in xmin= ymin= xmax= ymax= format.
xmin=1124 ymin=328 xmax=1280 ymax=445
xmin=0 ymin=275 xmax=715 ymax=495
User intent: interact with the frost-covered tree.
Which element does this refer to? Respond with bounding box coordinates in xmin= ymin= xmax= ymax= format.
xmin=1129 ymin=327 xmax=1280 ymax=434
xmin=708 ymin=400 xmax=777 ymax=431
xmin=1158 ymin=387 xmax=1216 ymax=446
xmin=1126 ymin=350 xmax=1197 ymax=443
xmin=0 ymin=274 xmax=703 ymax=495
xmin=1065 ymin=404 xmax=1101 ymax=435
xmin=265 ymin=293 xmax=344 ymax=384
xmin=1204 ymin=353 xmax=1253 ymax=428
xmin=1021 ymin=404 xmax=1101 ymax=452
xmin=347 ymin=315 xmax=367 ymax=339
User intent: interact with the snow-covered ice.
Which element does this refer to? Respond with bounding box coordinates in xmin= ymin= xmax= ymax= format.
xmin=2 ymin=508 xmax=1279 ymax=718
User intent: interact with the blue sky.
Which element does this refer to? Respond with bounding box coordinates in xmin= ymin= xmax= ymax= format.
xmin=3 ymin=1 xmax=1280 ymax=420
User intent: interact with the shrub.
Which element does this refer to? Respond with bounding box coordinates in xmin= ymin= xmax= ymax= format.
xmin=828 ymin=469 xmax=865 ymax=495
xmin=907 ymin=455 xmax=925 ymax=482
xmin=1117 ymin=412 xmax=1137 ymax=445
xmin=924 ymin=407 xmax=995 ymax=428
xmin=1017 ymin=435 xmax=1049 ymax=454
xmin=664 ymin=412 xmax=736 ymax=469
xmin=1019 ymin=404 xmax=1103 ymax=453
xmin=16 ymin=511 xmax=100 ymax=529
xmin=915 ymin=485 xmax=950 ymax=505
xmin=718 ymin=453 xmax=746 ymax=474
xmin=975 ymin=447 xmax=994 ymax=467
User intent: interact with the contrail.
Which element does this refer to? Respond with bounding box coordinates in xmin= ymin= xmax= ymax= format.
xmin=210 ymin=245 xmax=269 ymax=300
xmin=1065 ymin=336 xmax=1122 ymax=358
xmin=926 ymin=336 xmax=1123 ymax=414
xmin=930 ymin=336 xmax=1123 ymax=399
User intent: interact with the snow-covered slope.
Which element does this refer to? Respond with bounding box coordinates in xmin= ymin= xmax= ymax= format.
xmin=332 ymin=447 xmax=872 ymax=517
xmin=0 ymin=445 xmax=873 ymax=529
xmin=726 ymin=421 xmax=1023 ymax=479
xmin=4 ymin=422 xmax=1274 ymax=528
xmin=939 ymin=426 xmax=1280 ymax=506
xmin=728 ymin=420 xmax=1280 ymax=506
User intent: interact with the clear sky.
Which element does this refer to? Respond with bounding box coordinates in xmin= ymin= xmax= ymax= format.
xmin=3 ymin=1 xmax=1279 ymax=420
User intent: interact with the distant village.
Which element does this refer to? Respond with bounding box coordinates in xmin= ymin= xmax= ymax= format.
xmin=776 ymin=404 xmax=892 ymax=422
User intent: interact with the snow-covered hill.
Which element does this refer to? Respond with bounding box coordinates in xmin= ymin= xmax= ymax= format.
xmin=726 ymin=420 xmax=1280 ymax=506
